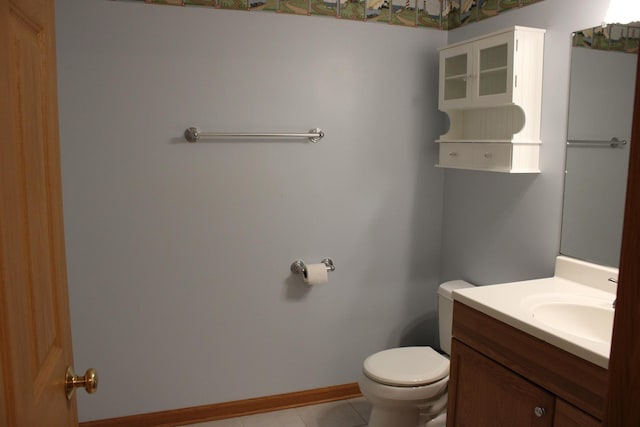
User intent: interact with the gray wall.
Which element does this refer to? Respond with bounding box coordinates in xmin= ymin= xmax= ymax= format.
xmin=440 ymin=0 xmax=612 ymax=285
xmin=55 ymin=0 xmax=447 ymax=421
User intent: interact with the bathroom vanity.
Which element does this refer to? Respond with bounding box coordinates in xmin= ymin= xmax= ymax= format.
xmin=448 ymin=304 xmax=603 ymax=426
xmin=446 ymin=256 xmax=615 ymax=426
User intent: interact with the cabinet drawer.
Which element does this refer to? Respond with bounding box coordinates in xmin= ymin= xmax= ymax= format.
xmin=439 ymin=143 xmax=473 ymax=168
xmin=473 ymin=143 xmax=512 ymax=171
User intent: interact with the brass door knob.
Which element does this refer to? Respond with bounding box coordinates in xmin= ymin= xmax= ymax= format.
xmin=65 ymin=366 xmax=98 ymax=400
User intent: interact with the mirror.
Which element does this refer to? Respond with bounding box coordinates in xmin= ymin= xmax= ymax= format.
xmin=561 ymin=23 xmax=639 ymax=268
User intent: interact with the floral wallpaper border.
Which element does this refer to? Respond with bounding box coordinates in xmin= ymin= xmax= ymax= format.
xmin=119 ymin=0 xmax=544 ymax=30
xmin=573 ymin=22 xmax=640 ymax=54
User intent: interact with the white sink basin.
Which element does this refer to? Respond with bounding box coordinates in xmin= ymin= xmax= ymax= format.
xmin=529 ymin=300 xmax=614 ymax=344
xmin=451 ymin=256 xmax=618 ymax=368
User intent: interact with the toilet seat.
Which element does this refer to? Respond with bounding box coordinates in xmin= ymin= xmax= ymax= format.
xmin=363 ymin=347 xmax=449 ymax=387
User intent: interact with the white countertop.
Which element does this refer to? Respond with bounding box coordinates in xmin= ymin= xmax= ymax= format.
xmin=452 ymin=256 xmax=618 ymax=369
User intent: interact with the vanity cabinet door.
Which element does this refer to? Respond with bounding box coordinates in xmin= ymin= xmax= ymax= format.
xmin=447 ymin=339 xmax=555 ymax=427
xmin=553 ymin=399 xmax=600 ymax=427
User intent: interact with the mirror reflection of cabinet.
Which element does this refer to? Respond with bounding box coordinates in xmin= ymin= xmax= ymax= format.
xmin=437 ymin=26 xmax=545 ymax=173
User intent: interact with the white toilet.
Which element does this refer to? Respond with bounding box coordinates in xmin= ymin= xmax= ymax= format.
xmin=358 ymin=280 xmax=474 ymax=427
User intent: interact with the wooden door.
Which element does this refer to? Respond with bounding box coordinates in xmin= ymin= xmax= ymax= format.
xmin=603 ymin=40 xmax=640 ymax=426
xmin=447 ymin=339 xmax=555 ymax=427
xmin=0 ymin=0 xmax=78 ymax=425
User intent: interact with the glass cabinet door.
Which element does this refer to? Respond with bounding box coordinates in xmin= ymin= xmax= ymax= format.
xmin=474 ymin=32 xmax=514 ymax=105
xmin=444 ymin=53 xmax=468 ymax=101
xmin=479 ymin=43 xmax=508 ymax=96
xmin=439 ymin=44 xmax=473 ymax=109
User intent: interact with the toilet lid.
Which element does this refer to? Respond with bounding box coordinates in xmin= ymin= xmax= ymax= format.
xmin=363 ymin=347 xmax=449 ymax=387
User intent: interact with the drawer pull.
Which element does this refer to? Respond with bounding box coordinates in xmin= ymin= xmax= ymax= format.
xmin=533 ymin=406 xmax=546 ymax=418
xmin=483 ymin=152 xmax=493 ymax=159
xmin=449 ymin=152 xmax=458 ymax=157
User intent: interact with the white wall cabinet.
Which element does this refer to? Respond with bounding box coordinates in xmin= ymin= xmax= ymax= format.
xmin=437 ymin=26 xmax=545 ymax=173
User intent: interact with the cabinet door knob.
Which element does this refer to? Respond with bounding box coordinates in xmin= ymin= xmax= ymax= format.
xmin=533 ymin=406 xmax=546 ymax=418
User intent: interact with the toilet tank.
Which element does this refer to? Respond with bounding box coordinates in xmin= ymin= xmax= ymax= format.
xmin=437 ymin=280 xmax=474 ymax=355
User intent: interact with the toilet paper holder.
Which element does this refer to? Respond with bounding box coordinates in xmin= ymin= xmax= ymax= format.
xmin=290 ymin=258 xmax=335 ymax=275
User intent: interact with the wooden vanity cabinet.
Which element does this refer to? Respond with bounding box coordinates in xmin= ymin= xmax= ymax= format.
xmin=446 ymin=302 xmax=607 ymax=427
xmin=449 ymin=340 xmax=555 ymax=426
xmin=553 ymin=399 xmax=600 ymax=427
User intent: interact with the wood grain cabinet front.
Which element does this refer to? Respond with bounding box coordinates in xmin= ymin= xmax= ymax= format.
xmin=446 ymin=302 xmax=608 ymax=427
xmin=553 ymin=399 xmax=601 ymax=427
xmin=448 ymin=339 xmax=555 ymax=426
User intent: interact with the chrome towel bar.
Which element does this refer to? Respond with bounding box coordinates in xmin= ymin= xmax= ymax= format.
xmin=567 ymin=137 xmax=627 ymax=148
xmin=184 ymin=127 xmax=324 ymax=143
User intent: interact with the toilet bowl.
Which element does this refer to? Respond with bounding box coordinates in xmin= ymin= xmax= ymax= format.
xmin=358 ymin=280 xmax=474 ymax=427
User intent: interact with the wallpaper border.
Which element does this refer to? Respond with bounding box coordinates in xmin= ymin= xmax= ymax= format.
xmin=573 ymin=22 xmax=640 ymax=54
xmin=114 ymin=0 xmax=545 ymax=31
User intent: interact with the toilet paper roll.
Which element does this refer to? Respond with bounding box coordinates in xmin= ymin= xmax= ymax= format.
xmin=303 ymin=263 xmax=329 ymax=285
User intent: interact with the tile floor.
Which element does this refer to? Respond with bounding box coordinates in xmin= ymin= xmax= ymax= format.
xmin=186 ymin=397 xmax=371 ymax=427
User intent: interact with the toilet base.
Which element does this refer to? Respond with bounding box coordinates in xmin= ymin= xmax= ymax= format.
xmin=424 ymin=412 xmax=447 ymax=427
xmin=361 ymin=377 xmax=449 ymax=427
xmin=368 ymin=406 xmax=420 ymax=427
xmin=368 ymin=407 xmax=447 ymax=427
